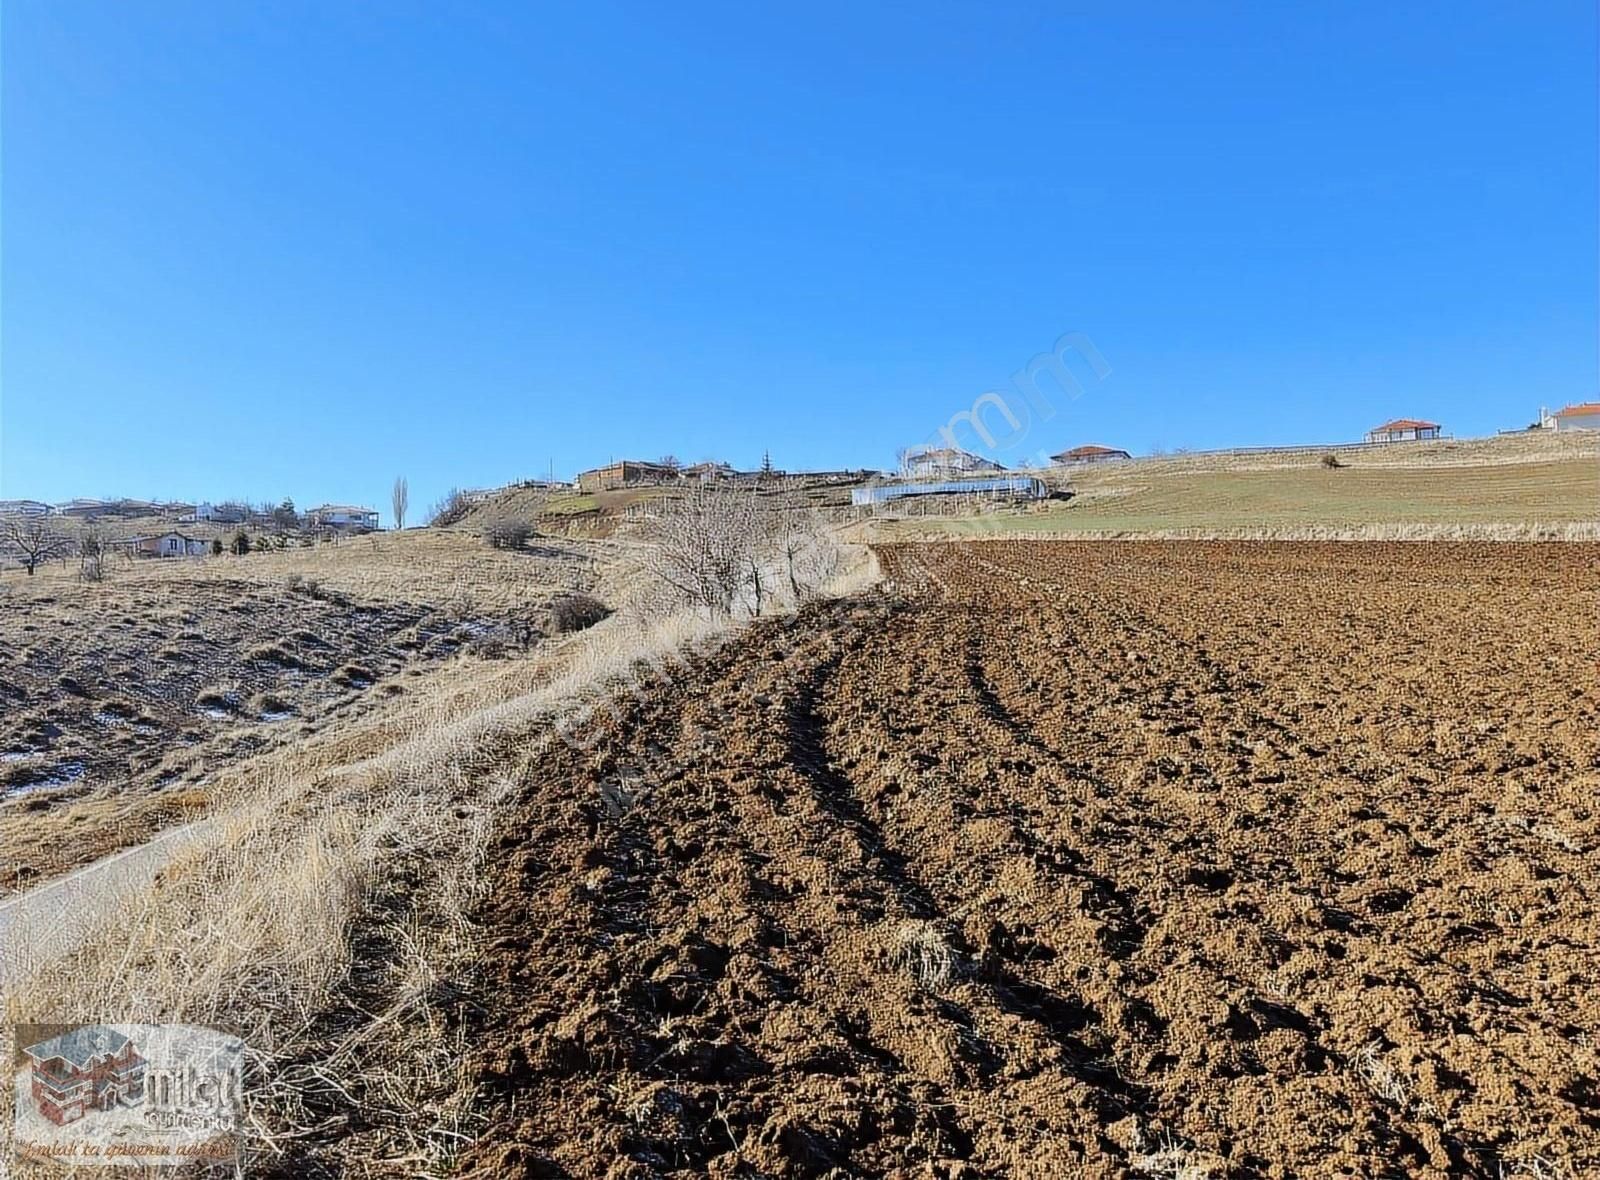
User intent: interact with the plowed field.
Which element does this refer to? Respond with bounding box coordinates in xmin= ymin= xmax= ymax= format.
xmin=459 ymin=542 xmax=1598 ymax=1178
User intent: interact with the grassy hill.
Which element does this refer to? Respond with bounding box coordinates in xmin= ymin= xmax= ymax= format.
xmin=878 ymin=430 xmax=1600 ymax=537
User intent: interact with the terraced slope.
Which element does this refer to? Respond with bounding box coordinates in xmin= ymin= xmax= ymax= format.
xmin=457 ymin=542 xmax=1598 ymax=1178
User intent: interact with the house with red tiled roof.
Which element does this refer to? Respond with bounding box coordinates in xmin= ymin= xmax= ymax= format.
xmin=1366 ymin=418 xmax=1441 ymax=443
xmin=23 ymin=1027 xmax=146 ymax=1125
xmin=1051 ymin=444 xmax=1131 ymax=465
xmin=1547 ymin=402 xmax=1600 ymax=432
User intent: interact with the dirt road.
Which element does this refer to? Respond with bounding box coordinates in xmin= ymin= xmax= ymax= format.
xmin=457 ymin=542 xmax=1598 ymax=1178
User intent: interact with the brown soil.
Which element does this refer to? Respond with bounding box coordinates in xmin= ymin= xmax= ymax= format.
xmin=457 ymin=542 xmax=1598 ymax=1178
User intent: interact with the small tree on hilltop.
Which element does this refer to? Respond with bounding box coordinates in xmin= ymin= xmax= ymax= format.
xmin=230 ymin=530 xmax=251 ymax=556
xmin=392 ymin=476 xmax=409 ymax=530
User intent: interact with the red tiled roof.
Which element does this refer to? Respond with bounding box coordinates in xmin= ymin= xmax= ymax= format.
xmin=1370 ymin=418 xmax=1439 ymax=432
xmin=1553 ymin=402 xmax=1600 ymax=418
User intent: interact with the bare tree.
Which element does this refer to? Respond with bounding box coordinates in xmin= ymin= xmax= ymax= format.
xmin=777 ymin=508 xmax=842 ymax=602
xmin=392 ymin=476 xmax=409 ymax=530
xmin=635 ymin=488 xmax=839 ymax=618
xmin=658 ymin=454 xmax=681 ymax=471
xmin=2 ymin=517 xmax=73 ymax=575
xmin=636 ymin=486 xmax=763 ymax=617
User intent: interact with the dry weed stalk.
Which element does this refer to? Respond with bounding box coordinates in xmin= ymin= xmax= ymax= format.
xmin=1354 ymin=1040 xmax=1409 ymax=1107
xmin=893 ymin=920 xmax=960 ymax=991
xmin=1129 ymin=1124 xmax=1217 ymax=1180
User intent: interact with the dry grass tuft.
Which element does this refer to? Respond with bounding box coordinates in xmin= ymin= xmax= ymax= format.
xmin=892 ymin=920 xmax=960 ymax=991
xmin=1354 ymin=1040 xmax=1410 ymax=1107
xmin=1498 ymin=1155 xmax=1576 ymax=1179
xmin=1129 ymin=1125 xmax=1218 ymax=1179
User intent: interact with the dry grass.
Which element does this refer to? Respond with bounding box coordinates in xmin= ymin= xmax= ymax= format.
xmin=1 ymin=527 xmax=610 ymax=611
xmin=1353 ymin=1040 xmax=1410 ymax=1107
xmin=1128 ymin=1125 xmax=1220 ymax=1179
xmin=0 ymin=540 xmax=878 ymax=1174
xmin=1074 ymin=429 xmax=1598 ymax=473
xmin=870 ymin=432 xmax=1599 ymax=539
xmin=0 ymin=528 xmax=615 ymax=897
xmin=891 ymin=920 xmax=960 ymax=991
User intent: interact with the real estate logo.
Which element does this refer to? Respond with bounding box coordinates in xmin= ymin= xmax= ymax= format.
xmin=11 ymin=1023 xmax=243 ymax=1169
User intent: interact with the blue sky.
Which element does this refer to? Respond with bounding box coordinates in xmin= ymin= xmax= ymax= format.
xmin=3 ymin=2 xmax=1594 ymax=519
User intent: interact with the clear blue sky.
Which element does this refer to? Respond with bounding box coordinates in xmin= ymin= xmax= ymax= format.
xmin=3 ymin=2 xmax=1595 ymax=520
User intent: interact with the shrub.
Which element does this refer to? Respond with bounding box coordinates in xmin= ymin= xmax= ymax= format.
xmin=482 ymin=516 xmax=535 ymax=551
xmin=230 ymin=530 xmax=251 ymax=556
xmin=1321 ymin=452 xmax=1344 ymax=469
xmin=78 ymin=534 xmax=107 ymax=583
xmin=550 ymin=592 xmax=611 ymax=634
xmin=210 ymin=539 xmax=224 ymax=557
xmin=428 ymin=488 xmax=472 ymax=527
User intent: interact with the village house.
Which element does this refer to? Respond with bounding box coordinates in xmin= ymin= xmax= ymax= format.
xmin=1546 ymin=402 xmax=1600 ymax=432
xmin=0 ymin=499 xmax=53 ymax=517
xmin=1051 ymin=444 xmax=1132 ymax=465
xmin=575 ymin=460 xmax=680 ymax=493
xmin=682 ymin=460 xmax=738 ymax=482
xmin=24 ymin=1027 xmax=146 ymax=1126
xmin=113 ymin=531 xmax=211 ymax=558
xmin=188 ymin=502 xmax=247 ymax=524
xmin=901 ymin=446 xmax=1006 ymax=478
xmin=1366 ymin=418 xmax=1442 ymax=443
xmin=307 ymin=504 xmax=380 ymax=531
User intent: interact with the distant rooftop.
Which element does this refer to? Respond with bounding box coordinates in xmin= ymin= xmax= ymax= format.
xmin=1370 ymin=418 xmax=1440 ymax=432
xmin=23 ymin=1027 xmax=133 ymax=1070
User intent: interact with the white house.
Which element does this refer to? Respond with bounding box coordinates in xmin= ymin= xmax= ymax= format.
xmin=1547 ymin=402 xmax=1600 ymax=432
xmin=1365 ymin=418 xmax=1442 ymax=444
xmin=114 ymin=532 xmax=210 ymax=558
xmin=307 ymin=504 xmax=380 ymax=531
xmin=901 ymin=446 xmax=1006 ymax=478
xmin=192 ymin=502 xmax=247 ymax=524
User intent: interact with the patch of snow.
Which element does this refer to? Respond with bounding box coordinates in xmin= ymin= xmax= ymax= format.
xmin=3 ymin=761 xmax=86 ymax=798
